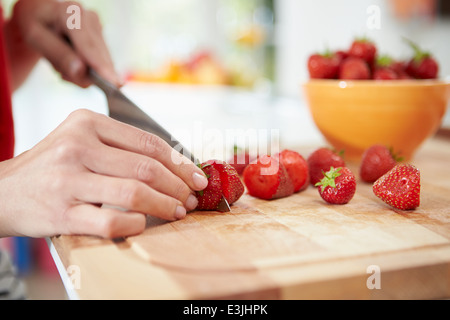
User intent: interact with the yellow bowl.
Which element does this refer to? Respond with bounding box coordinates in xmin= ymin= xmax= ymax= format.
xmin=302 ymin=80 xmax=450 ymax=162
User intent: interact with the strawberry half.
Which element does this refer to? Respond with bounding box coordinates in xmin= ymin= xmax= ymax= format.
xmin=373 ymin=164 xmax=420 ymax=210
xmin=315 ymin=167 xmax=356 ymax=205
xmin=276 ymin=149 xmax=309 ymax=192
xmin=242 ymin=155 xmax=294 ymax=200
xmin=360 ymin=145 xmax=401 ymax=183
xmin=195 ymin=160 xmax=244 ymax=211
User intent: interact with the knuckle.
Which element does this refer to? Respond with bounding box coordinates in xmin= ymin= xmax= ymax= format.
xmin=138 ymin=132 xmax=166 ymax=157
xmin=135 ymin=159 xmax=156 ymax=183
xmin=98 ymin=215 xmax=120 ymax=239
xmin=119 ymin=181 xmax=143 ymax=209
xmin=52 ymin=135 xmax=83 ymax=163
xmin=172 ymin=180 xmax=189 ymax=201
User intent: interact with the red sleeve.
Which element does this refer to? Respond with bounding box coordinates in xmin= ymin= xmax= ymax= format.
xmin=0 ymin=6 xmax=15 ymax=161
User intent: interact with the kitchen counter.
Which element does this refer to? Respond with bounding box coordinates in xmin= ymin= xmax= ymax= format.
xmin=49 ymin=135 xmax=450 ymax=300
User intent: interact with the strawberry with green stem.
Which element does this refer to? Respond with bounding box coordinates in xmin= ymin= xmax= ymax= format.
xmin=307 ymin=50 xmax=341 ymax=79
xmin=315 ymin=166 xmax=356 ymax=205
xmin=404 ymin=38 xmax=439 ymax=79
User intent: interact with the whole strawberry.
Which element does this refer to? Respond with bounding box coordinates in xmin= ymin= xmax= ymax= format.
xmin=315 ymin=167 xmax=356 ymax=204
xmin=307 ymin=51 xmax=340 ymax=79
xmin=339 ymin=57 xmax=371 ymax=80
xmin=373 ymin=164 xmax=420 ymax=210
xmin=196 ymin=160 xmax=244 ymax=211
xmin=404 ymin=38 xmax=439 ymax=79
xmin=348 ymin=38 xmax=377 ymax=67
xmin=307 ymin=147 xmax=346 ymax=185
xmin=243 ymin=155 xmax=294 ymax=200
xmin=360 ymin=145 xmax=400 ymax=183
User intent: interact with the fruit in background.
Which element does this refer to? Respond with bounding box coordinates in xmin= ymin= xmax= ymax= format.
xmin=373 ymin=164 xmax=420 ymax=210
xmin=242 ymin=155 xmax=294 ymax=200
xmin=373 ymin=55 xmax=412 ymax=80
xmin=307 ymin=52 xmax=340 ymax=79
xmin=348 ymin=38 xmax=377 ymax=68
xmin=307 ymin=147 xmax=346 ymax=186
xmin=276 ymin=149 xmax=309 ymax=192
xmin=306 ymin=37 xmax=439 ymax=81
xmin=360 ymin=145 xmax=401 ymax=183
xmin=228 ymin=146 xmax=257 ymax=175
xmin=315 ymin=167 xmax=356 ymax=204
xmin=339 ymin=57 xmax=371 ymax=80
xmin=196 ymin=160 xmax=244 ymax=211
xmin=404 ymin=39 xmax=439 ymax=79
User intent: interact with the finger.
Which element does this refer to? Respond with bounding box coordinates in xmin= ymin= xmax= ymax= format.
xmin=26 ymin=22 xmax=91 ymax=87
xmin=91 ymin=114 xmax=208 ymax=191
xmin=63 ymin=204 xmax=146 ymax=238
xmin=82 ymin=143 xmax=198 ymax=211
xmin=72 ymin=172 xmax=187 ymax=221
xmin=57 ymin=3 xmax=123 ymax=87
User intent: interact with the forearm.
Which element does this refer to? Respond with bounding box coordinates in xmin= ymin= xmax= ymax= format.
xmin=4 ymin=14 xmax=41 ymax=91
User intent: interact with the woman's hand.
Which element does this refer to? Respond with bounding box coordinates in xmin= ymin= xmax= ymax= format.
xmin=6 ymin=0 xmax=121 ymax=88
xmin=0 ymin=109 xmax=208 ymax=239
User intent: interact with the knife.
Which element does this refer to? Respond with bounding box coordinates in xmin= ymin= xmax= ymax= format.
xmin=89 ymin=69 xmax=231 ymax=212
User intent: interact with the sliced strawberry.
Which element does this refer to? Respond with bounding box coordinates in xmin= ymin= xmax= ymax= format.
xmin=242 ymin=155 xmax=294 ymax=200
xmin=315 ymin=167 xmax=356 ymax=204
xmin=277 ymin=149 xmax=309 ymax=192
xmin=373 ymin=164 xmax=420 ymax=210
xmin=307 ymin=147 xmax=346 ymax=186
xmin=207 ymin=160 xmax=244 ymax=204
xmin=196 ymin=163 xmax=222 ymax=210
xmin=196 ymin=160 xmax=244 ymax=211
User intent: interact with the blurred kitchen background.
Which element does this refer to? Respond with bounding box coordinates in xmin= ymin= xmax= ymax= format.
xmin=0 ymin=0 xmax=449 ymax=299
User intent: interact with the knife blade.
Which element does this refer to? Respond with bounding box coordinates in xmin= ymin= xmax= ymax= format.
xmin=89 ymin=69 xmax=231 ymax=212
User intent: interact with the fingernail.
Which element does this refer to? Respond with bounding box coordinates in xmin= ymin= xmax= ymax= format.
xmin=192 ymin=172 xmax=208 ymax=190
xmin=185 ymin=194 xmax=198 ymax=211
xmin=175 ymin=205 xmax=186 ymax=220
xmin=69 ymin=59 xmax=83 ymax=78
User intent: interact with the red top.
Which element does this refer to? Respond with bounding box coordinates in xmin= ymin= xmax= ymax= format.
xmin=0 ymin=6 xmax=14 ymax=161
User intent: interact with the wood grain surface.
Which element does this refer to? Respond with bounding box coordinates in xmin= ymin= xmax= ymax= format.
xmin=51 ymin=137 xmax=450 ymax=299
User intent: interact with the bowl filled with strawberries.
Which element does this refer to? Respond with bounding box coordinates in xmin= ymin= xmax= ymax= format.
xmin=303 ymin=38 xmax=450 ymax=162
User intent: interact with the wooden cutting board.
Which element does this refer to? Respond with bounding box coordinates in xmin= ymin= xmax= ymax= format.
xmin=51 ymin=137 xmax=450 ymax=300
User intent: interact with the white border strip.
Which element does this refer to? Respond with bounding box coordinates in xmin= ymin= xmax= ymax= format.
xmin=45 ymin=237 xmax=80 ymax=300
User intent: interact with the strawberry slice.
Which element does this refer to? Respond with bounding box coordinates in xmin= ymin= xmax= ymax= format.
xmin=242 ymin=155 xmax=294 ymax=200
xmin=276 ymin=149 xmax=309 ymax=192
xmin=195 ymin=160 xmax=244 ymax=211
xmin=373 ymin=164 xmax=420 ymax=210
